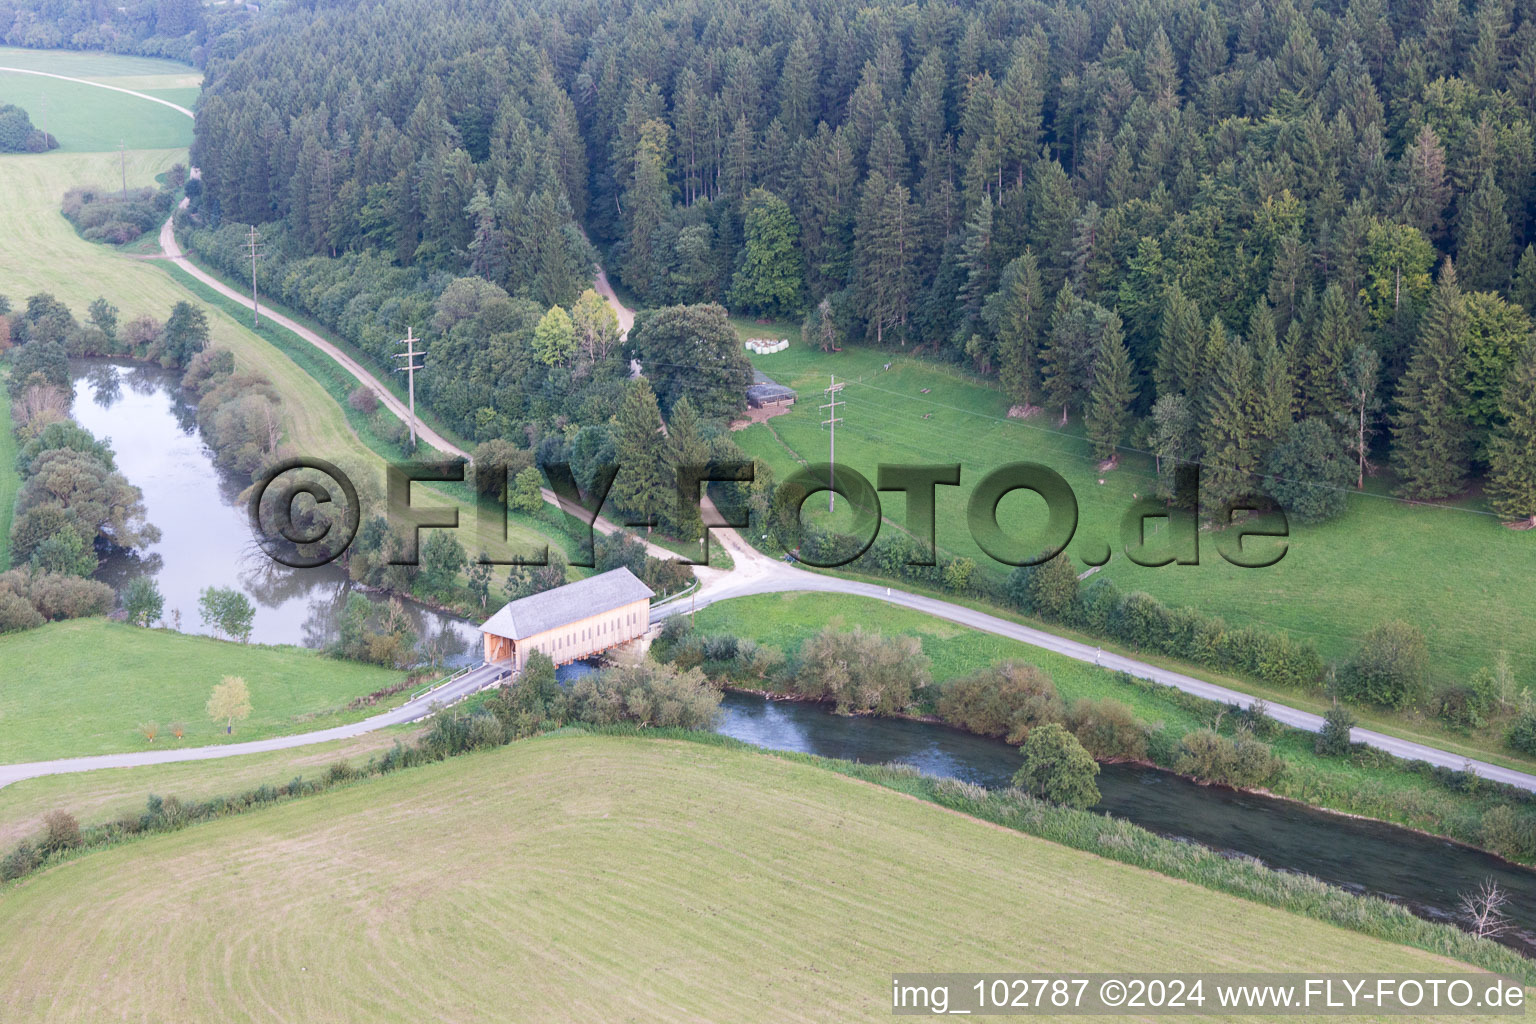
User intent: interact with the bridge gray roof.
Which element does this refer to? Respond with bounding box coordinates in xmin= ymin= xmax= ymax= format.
xmin=479 ymin=567 xmax=654 ymax=640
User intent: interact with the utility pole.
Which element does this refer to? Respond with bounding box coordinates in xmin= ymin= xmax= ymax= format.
xmin=393 ymin=326 xmax=424 ymax=450
xmin=119 ymin=141 xmax=127 ymax=200
xmin=243 ymin=226 xmax=262 ymax=328
xmin=820 ymin=374 xmax=844 ymax=513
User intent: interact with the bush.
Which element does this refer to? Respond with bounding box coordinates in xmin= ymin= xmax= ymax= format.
xmin=1336 ymin=620 xmax=1429 ymax=709
xmin=568 ymin=660 xmax=722 ymax=728
xmin=1507 ymin=709 xmax=1536 ymax=757
xmin=1066 ymin=698 xmax=1149 ymax=760
xmin=1006 ymin=553 xmax=1079 ymax=621
xmin=936 ymin=662 xmax=1063 ymax=743
xmin=1429 ymin=682 xmax=1494 ymax=731
xmin=700 ymin=633 xmax=739 ymax=663
xmin=1175 ymin=729 xmax=1283 ymax=787
xmin=1480 ymin=805 xmax=1536 ymax=861
xmin=1012 ymin=723 xmax=1100 ymax=808
xmin=1316 ymin=704 xmax=1358 ymax=757
xmin=347 ymin=386 xmax=380 ymax=414
xmin=792 ymin=627 xmax=929 ymax=715
xmin=41 ymin=810 xmax=81 ymax=854
xmin=0 ymin=569 xmax=113 ymax=627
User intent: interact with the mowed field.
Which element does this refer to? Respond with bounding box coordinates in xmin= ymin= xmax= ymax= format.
xmin=735 ymin=337 xmax=1536 ymax=685
xmin=0 ymin=49 xmax=195 ymax=151
xmin=0 ymin=734 xmax=1498 ymax=1023
xmin=0 ymin=619 xmax=412 ymax=762
xmin=0 ymin=725 xmax=422 ymax=848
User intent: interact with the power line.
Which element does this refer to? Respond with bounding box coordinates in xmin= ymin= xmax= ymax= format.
xmin=393 ymin=326 xmax=424 ymax=450
xmin=242 ymin=225 xmax=263 ymax=329
xmin=820 ymin=374 xmax=844 ymax=513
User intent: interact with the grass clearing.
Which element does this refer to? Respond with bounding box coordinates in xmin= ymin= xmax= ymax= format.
xmin=0 ymin=619 xmax=412 ymax=762
xmin=0 ymin=733 xmax=1504 ymax=1022
xmin=731 ymin=339 xmax=1535 ymax=696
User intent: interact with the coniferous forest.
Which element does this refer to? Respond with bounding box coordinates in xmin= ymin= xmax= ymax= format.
xmin=23 ymin=0 xmax=1536 ymax=521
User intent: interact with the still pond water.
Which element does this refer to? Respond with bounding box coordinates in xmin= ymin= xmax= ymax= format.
xmin=74 ymin=359 xmax=1536 ymax=956
xmin=69 ymin=360 xmax=480 ymax=662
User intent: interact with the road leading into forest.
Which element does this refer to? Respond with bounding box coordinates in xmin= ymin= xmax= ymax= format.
xmin=156 ymin=216 xmax=682 ymax=560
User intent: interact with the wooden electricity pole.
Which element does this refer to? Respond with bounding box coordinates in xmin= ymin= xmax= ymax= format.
xmin=394 ymin=326 xmax=424 ymax=450
xmin=119 ymin=141 xmax=128 ymax=199
xmin=820 ymin=374 xmax=844 ymax=512
xmin=243 ymin=226 xmax=262 ymax=328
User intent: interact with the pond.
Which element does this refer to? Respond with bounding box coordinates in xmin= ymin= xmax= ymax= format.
xmin=69 ymin=359 xmax=481 ymax=663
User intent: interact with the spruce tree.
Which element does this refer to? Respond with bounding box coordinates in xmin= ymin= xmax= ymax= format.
xmin=665 ymin=395 xmax=709 ymax=540
xmin=1249 ymin=300 xmax=1293 ymax=451
xmin=1304 ymin=283 xmax=1358 ymax=420
xmin=1153 ymin=282 xmax=1203 ymax=401
xmin=1512 ymin=244 xmax=1536 ymax=314
xmin=612 ymin=378 xmax=670 ymax=531
xmin=622 ymin=120 xmax=674 ymax=301
xmin=1397 ymin=123 xmax=1450 ymax=238
xmin=1084 ymin=311 xmax=1137 ymax=461
xmin=854 ymin=171 xmax=916 ymax=345
xmin=1456 ymin=170 xmax=1513 ymax=293
xmin=1202 ymin=337 xmax=1261 ymax=512
xmin=984 ymin=250 xmax=1044 ymax=405
xmin=1040 ymin=285 xmax=1091 ymax=423
xmin=1391 ymin=260 xmax=1471 ymax=499
xmin=1338 ymin=345 xmax=1382 ymax=489
xmin=1487 ymin=355 xmax=1536 ymax=526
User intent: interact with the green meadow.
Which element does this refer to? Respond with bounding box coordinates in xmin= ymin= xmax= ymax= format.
xmin=733 ymin=330 xmax=1534 ymax=687
xmin=0 ymin=619 xmax=413 ymax=762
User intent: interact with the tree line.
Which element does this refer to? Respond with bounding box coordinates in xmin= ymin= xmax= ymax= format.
xmin=161 ymin=0 xmax=1536 ymax=520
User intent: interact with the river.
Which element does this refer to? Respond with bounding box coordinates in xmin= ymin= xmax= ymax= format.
xmin=72 ymin=359 xmax=1536 ymax=957
xmin=713 ymin=691 xmax=1536 ymax=957
xmin=69 ymin=359 xmax=480 ymax=662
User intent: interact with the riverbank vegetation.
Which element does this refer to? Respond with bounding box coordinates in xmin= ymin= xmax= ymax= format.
xmin=0 ymin=618 xmax=412 ymax=761
xmin=0 ymin=730 xmax=1526 ymax=999
xmin=685 ymin=593 xmax=1536 ymax=865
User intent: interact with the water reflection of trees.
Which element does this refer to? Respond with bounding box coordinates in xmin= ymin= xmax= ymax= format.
xmin=87 ymin=365 xmax=121 ymax=407
xmin=119 ymin=364 xmax=162 ymax=396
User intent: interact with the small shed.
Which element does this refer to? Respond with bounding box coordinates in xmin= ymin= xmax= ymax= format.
xmin=746 ymin=369 xmax=797 ymax=408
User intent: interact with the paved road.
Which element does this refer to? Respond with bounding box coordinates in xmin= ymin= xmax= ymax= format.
xmin=659 ymin=525 xmax=1536 ymax=793
xmin=0 ymin=663 xmax=508 ymax=789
